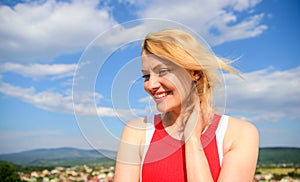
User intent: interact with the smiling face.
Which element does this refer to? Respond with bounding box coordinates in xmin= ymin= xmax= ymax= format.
xmin=141 ymin=51 xmax=193 ymax=114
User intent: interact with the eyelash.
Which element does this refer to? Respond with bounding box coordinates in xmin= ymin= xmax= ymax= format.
xmin=142 ymin=69 xmax=171 ymax=80
xmin=142 ymin=74 xmax=150 ymax=79
xmin=158 ymin=69 xmax=170 ymax=75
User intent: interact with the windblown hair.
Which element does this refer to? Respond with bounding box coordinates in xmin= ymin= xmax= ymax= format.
xmin=142 ymin=29 xmax=238 ymax=119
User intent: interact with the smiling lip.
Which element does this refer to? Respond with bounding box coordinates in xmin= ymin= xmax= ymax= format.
xmin=153 ymin=91 xmax=171 ymax=102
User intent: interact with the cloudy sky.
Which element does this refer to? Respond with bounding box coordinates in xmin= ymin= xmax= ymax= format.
xmin=0 ymin=0 xmax=299 ymax=154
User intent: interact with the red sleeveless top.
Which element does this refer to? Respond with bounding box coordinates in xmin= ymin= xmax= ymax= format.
xmin=141 ymin=114 xmax=222 ymax=182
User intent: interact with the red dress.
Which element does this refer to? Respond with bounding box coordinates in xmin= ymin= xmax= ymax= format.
xmin=141 ymin=114 xmax=224 ymax=182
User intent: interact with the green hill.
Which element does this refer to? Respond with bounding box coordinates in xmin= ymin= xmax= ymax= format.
xmin=0 ymin=147 xmax=116 ymax=167
xmin=0 ymin=147 xmax=299 ymax=167
xmin=258 ymin=147 xmax=300 ymax=166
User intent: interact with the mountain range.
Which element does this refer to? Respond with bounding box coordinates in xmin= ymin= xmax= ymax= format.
xmin=0 ymin=147 xmax=299 ymax=167
xmin=0 ymin=147 xmax=116 ymax=166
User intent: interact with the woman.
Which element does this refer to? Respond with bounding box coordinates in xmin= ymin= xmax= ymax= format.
xmin=114 ymin=29 xmax=259 ymax=182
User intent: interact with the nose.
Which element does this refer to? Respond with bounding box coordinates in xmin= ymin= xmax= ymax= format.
xmin=146 ymin=74 xmax=160 ymax=90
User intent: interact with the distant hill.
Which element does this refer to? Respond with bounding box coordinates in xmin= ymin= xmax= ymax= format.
xmin=0 ymin=147 xmax=116 ymax=166
xmin=0 ymin=147 xmax=299 ymax=167
xmin=258 ymin=147 xmax=300 ymax=166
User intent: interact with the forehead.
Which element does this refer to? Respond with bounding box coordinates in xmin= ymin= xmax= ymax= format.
xmin=141 ymin=52 xmax=177 ymax=69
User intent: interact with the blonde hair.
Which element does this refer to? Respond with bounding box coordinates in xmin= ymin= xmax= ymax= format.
xmin=142 ymin=29 xmax=238 ymax=117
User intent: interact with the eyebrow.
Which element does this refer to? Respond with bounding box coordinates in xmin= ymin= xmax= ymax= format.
xmin=141 ymin=63 xmax=172 ymax=73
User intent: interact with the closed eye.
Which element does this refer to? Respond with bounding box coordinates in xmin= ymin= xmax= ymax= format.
xmin=158 ymin=69 xmax=171 ymax=76
xmin=142 ymin=74 xmax=150 ymax=81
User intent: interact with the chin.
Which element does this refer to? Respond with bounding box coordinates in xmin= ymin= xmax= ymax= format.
xmin=156 ymin=102 xmax=180 ymax=113
xmin=156 ymin=107 xmax=167 ymax=113
xmin=156 ymin=103 xmax=168 ymax=113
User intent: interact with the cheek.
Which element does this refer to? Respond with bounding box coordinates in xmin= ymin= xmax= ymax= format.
xmin=143 ymin=82 xmax=151 ymax=94
xmin=165 ymin=74 xmax=191 ymax=91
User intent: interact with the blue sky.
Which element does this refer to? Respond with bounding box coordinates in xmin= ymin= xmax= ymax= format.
xmin=0 ymin=0 xmax=299 ymax=154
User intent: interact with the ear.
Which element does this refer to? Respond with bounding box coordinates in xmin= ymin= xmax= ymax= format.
xmin=191 ymin=70 xmax=202 ymax=81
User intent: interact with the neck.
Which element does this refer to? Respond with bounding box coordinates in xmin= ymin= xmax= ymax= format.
xmin=161 ymin=110 xmax=187 ymax=140
xmin=161 ymin=104 xmax=213 ymax=139
xmin=161 ymin=111 xmax=179 ymax=127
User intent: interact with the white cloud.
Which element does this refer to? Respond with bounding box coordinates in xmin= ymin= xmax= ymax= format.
xmin=0 ymin=81 xmax=145 ymax=120
xmin=138 ymin=96 xmax=152 ymax=103
xmin=134 ymin=0 xmax=267 ymax=45
xmin=0 ymin=0 xmax=116 ymax=62
xmin=224 ymin=66 xmax=300 ymax=122
xmin=137 ymin=66 xmax=300 ymax=123
xmin=0 ymin=82 xmax=73 ymax=112
xmin=0 ymin=62 xmax=77 ymax=80
xmin=208 ymin=13 xmax=267 ymax=45
xmin=0 ymin=66 xmax=299 ymax=124
xmin=0 ymin=0 xmax=267 ymax=63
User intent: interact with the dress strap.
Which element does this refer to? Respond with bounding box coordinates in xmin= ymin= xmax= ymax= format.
xmin=216 ymin=115 xmax=229 ymax=166
xmin=140 ymin=114 xmax=156 ymax=182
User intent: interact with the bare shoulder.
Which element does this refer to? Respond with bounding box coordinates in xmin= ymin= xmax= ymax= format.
xmin=224 ymin=116 xmax=259 ymax=153
xmin=121 ymin=117 xmax=147 ymax=144
xmin=219 ymin=116 xmax=259 ymax=180
xmin=117 ymin=117 xmax=148 ymax=164
xmin=115 ymin=118 xmax=148 ymax=181
xmin=227 ymin=116 xmax=258 ymax=134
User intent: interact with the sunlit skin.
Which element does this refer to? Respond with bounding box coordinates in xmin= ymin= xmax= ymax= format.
xmin=115 ymin=49 xmax=259 ymax=182
xmin=141 ymin=51 xmax=198 ymax=136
